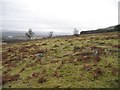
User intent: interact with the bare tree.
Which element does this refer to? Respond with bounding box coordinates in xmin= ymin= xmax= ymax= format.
xmin=49 ymin=31 xmax=53 ymax=38
xmin=25 ymin=28 xmax=35 ymax=40
xmin=73 ymin=28 xmax=79 ymax=37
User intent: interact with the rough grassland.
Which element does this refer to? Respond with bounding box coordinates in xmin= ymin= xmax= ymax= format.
xmin=2 ymin=32 xmax=119 ymax=88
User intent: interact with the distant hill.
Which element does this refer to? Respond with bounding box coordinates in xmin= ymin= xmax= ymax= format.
xmin=2 ymin=31 xmax=48 ymax=38
xmin=2 ymin=30 xmax=70 ymax=43
xmin=80 ymin=25 xmax=120 ymax=34
xmin=2 ymin=31 xmax=26 ymax=37
xmin=2 ymin=30 xmax=70 ymax=38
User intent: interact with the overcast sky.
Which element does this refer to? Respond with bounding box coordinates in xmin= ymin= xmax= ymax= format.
xmin=0 ymin=0 xmax=119 ymax=34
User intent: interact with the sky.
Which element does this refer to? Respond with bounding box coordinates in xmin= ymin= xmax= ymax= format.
xmin=0 ymin=0 xmax=119 ymax=34
xmin=118 ymin=1 xmax=120 ymax=24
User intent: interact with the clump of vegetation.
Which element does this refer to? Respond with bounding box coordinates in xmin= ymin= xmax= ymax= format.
xmin=33 ymin=47 xmax=47 ymax=54
xmin=35 ymin=59 xmax=42 ymax=64
xmin=93 ymin=68 xmax=103 ymax=78
xmin=38 ymin=74 xmax=46 ymax=83
xmin=32 ymin=72 xmax=40 ymax=77
xmin=53 ymin=70 xmax=61 ymax=78
xmin=73 ymin=46 xmax=80 ymax=52
xmin=83 ymin=64 xmax=92 ymax=71
xmin=111 ymin=67 xmax=118 ymax=75
xmin=42 ymin=43 xmax=47 ymax=45
xmin=2 ymin=74 xmax=20 ymax=85
xmin=54 ymin=44 xmax=59 ymax=47
xmin=19 ymin=68 xmax=25 ymax=73
xmin=104 ymin=62 xmax=112 ymax=68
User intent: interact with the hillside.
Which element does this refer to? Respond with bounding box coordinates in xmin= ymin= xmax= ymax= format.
xmin=80 ymin=25 xmax=120 ymax=34
xmin=2 ymin=31 xmax=119 ymax=88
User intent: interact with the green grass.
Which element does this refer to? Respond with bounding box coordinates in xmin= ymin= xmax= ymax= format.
xmin=2 ymin=32 xmax=119 ymax=88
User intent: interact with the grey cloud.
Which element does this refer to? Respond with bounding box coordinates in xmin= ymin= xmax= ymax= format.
xmin=1 ymin=0 xmax=119 ymax=34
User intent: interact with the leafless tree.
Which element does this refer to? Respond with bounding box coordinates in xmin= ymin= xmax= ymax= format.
xmin=49 ymin=31 xmax=53 ymax=38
